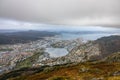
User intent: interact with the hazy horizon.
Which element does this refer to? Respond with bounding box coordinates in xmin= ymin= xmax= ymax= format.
xmin=0 ymin=21 xmax=119 ymax=32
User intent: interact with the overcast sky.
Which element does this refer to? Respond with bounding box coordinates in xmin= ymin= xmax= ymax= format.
xmin=0 ymin=0 xmax=120 ymax=30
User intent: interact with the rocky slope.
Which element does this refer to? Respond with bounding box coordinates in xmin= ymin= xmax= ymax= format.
xmin=101 ymin=52 xmax=120 ymax=62
xmin=64 ymin=35 xmax=120 ymax=63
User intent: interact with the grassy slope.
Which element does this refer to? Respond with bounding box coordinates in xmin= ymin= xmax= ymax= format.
xmin=1 ymin=62 xmax=120 ymax=80
xmin=103 ymin=52 xmax=120 ymax=62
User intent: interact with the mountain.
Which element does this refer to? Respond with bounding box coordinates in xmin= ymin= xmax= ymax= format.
xmin=64 ymin=35 xmax=120 ymax=62
xmin=0 ymin=30 xmax=59 ymax=44
xmin=95 ymin=35 xmax=120 ymax=58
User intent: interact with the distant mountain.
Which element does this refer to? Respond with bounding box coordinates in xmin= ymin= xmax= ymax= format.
xmin=0 ymin=29 xmax=20 ymax=33
xmin=0 ymin=30 xmax=59 ymax=44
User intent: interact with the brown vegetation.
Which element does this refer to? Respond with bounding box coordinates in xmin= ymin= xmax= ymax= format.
xmin=0 ymin=62 xmax=120 ymax=80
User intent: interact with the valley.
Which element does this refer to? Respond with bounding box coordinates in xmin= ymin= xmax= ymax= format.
xmin=0 ymin=31 xmax=83 ymax=74
xmin=0 ymin=30 xmax=120 ymax=80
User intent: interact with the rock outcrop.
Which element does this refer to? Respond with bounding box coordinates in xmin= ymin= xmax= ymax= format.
xmin=102 ymin=52 xmax=120 ymax=62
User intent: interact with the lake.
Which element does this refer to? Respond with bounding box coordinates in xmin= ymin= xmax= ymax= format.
xmin=45 ymin=48 xmax=68 ymax=57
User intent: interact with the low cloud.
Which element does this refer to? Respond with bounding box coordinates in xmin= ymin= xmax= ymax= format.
xmin=0 ymin=0 xmax=120 ymax=27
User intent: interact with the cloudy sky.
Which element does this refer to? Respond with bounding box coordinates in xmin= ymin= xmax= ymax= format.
xmin=0 ymin=0 xmax=120 ymax=30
